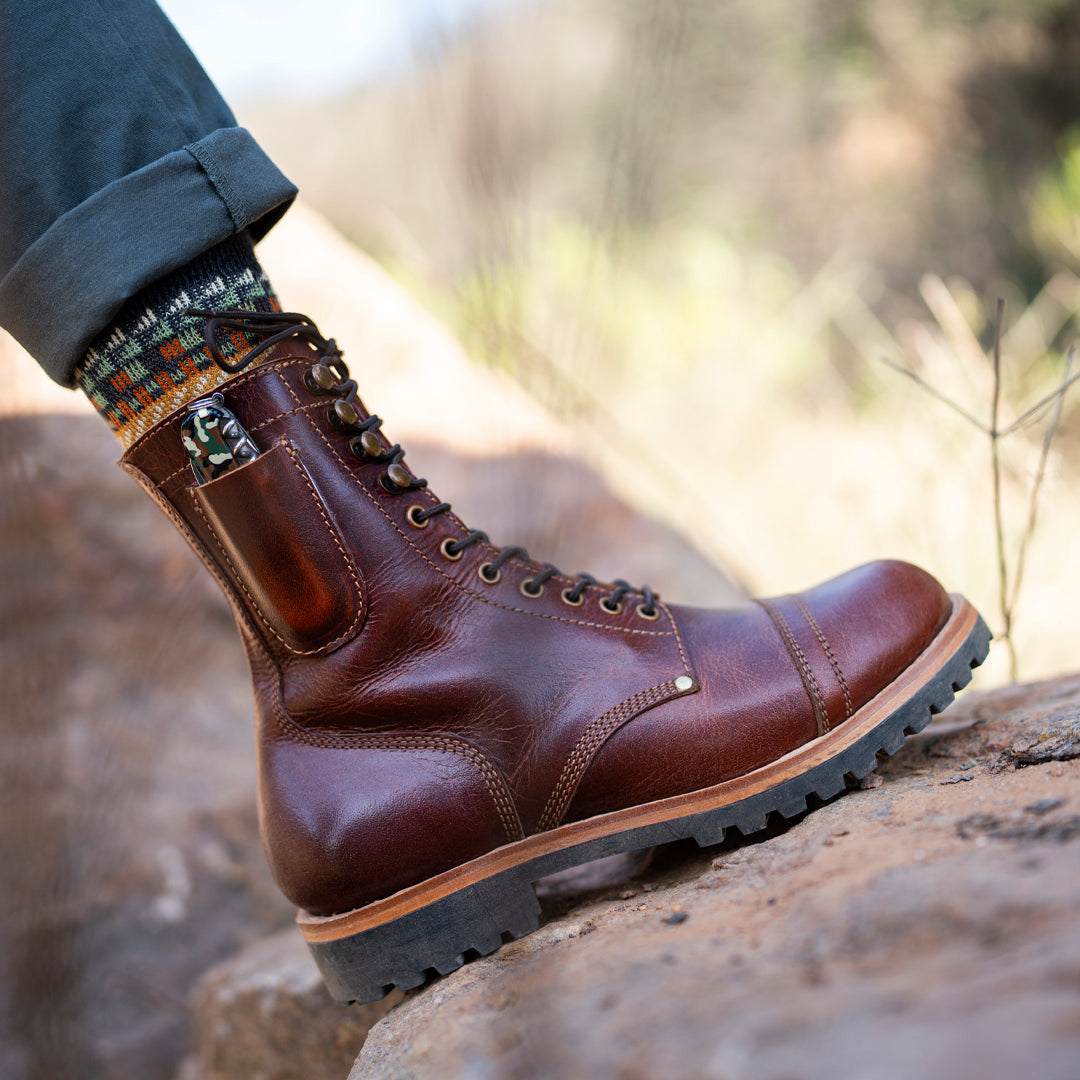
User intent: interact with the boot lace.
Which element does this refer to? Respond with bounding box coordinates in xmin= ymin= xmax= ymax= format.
xmin=187 ymin=308 xmax=660 ymax=620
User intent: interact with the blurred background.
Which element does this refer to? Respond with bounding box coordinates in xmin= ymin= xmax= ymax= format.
xmin=193 ymin=0 xmax=1080 ymax=682
xmin=5 ymin=0 xmax=1080 ymax=1077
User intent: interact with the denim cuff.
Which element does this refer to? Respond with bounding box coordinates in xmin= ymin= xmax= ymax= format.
xmin=0 ymin=126 xmax=297 ymax=386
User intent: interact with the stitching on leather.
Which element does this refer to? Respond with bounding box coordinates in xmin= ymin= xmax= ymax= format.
xmin=280 ymin=438 xmax=365 ymax=631
xmin=160 ymin=460 xmax=195 ymax=486
xmin=792 ymin=594 xmax=852 ymax=721
xmin=277 ymin=369 xmax=676 ymax=637
xmin=269 ymin=696 xmax=523 ymax=844
xmin=664 ymin=602 xmax=692 ymax=675
xmin=536 ymin=678 xmax=693 ymax=832
xmin=122 ymin=357 xmax=311 ymax=460
xmin=757 ymin=597 xmax=829 ymax=736
xmin=187 ymin=439 xmax=364 ymax=657
xmin=248 ymin=399 xmax=325 ymax=434
xmin=119 ymin=461 xmax=269 ymax=649
xmin=156 ymin=400 xmax=328 ymax=488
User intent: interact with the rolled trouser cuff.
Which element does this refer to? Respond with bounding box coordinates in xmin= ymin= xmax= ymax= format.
xmin=0 ymin=126 xmax=297 ymax=387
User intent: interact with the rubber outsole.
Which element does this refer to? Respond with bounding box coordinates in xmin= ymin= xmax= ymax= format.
xmin=300 ymin=599 xmax=991 ymax=1004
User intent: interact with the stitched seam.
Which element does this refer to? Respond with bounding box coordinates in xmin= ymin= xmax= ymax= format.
xmin=280 ymin=439 xmax=365 ymax=633
xmin=269 ymin=696 xmax=523 ymax=843
xmin=119 ymin=462 xmax=269 ymax=649
xmin=122 ymin=357 xmax=311 ymax=460
xmin=156 ymin=399 xmax=328 ymax=488
xmin=664 ymin=601 xmax=692 ymax=675
xmin=278 ymin=371 xmax=676 ymax=637
xmin=536 ymin=680 xmax=687 ymax=832
xmin=187 ymin=439 xmax=364 ymax=657
xmin=248 ymin=399 xmax=325 ymax=434
xmin=757 ymin=598 xmax=829 ymax=737
xmin=792 ymin=595 xmax=853 ymax=721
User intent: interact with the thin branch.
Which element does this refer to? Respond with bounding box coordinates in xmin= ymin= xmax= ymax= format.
xmin=878 ymin=355 xmax=988 ymax=432
xmin=995 ymin=364 xmax=1080 ymax=437
xmin=989 ymin=299 xmax=1015 ymax=680
xmin=1008 ymin=345 xmax=1076 ymax=617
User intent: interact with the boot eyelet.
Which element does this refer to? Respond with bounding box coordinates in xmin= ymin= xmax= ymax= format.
xmin=407 ymin=505 xmax=429 ymax=528
xmin=520 ymin=579 xmax=544 ymax=599
xmin=600 ymin=598 xmax=623 ymax=615
xmin=305 ymin=363 xmax=337 ymax=395
xmin=329 ymin=399 xmax=360 ymax=430
xmin=636 ymin=603 xmax=660 ymax=621
xmin=478 ymin=562 xmax=501 ymax=585
xmin=359 ymin=431 xmax=382 ymax=457
xmin=441 ymin=538 xmax=463 ymax=561
xmin=349 ymin=437 xmax=366 ymax=461
xmin=382 ymin=462 xmax=412 ymax=491
xmin=561 ymin=587 xmax=585 ymax=607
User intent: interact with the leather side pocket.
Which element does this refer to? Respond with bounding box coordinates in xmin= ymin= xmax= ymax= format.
xmin=191 ymin=439 xmax=364 ymax=655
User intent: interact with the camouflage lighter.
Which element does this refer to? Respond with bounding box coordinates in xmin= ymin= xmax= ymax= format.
xmin=180 ymin=393 xmax=261 ymax=485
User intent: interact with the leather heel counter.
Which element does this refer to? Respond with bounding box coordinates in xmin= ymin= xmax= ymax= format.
xmin=258 ymin=732 xmax=519 ymax=916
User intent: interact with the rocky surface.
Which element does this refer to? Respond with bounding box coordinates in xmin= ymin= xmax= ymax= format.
xmin=351 ymin=673 xmax=1080 ymax=1080
xmin=177 ymin=930 xmax=403 ymax=1080
xmin=0 ymin=407 xmax=734 ymax=1080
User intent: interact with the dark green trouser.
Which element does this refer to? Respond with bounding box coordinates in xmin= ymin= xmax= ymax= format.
xmin=0 ymin=0 xmax=297 ymax=386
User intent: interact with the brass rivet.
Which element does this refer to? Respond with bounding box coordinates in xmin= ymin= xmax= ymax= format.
xmin=360 ymin=431 xmax=382 ymax=456
xmin=636 ymin=604 xmax=661 ymax=622
xmin=478 ymin=562 xmax=501 ymax=585
xmin=675 ymin=675 xmax=694 ymax=691
xmin=386 ymin=462 xmax=411 ymax=488
xmin=309 ymin=364 xmax=336 ymax=391
xmin=561 ymin=587 xmax=584 ymax=607
xmin=440 ymin=538 xmax=463 ymax=561
xmin=407 ymin=505 xmax=429 ymax=528
xmin=333 ymin=399 xmax=359 ymax=426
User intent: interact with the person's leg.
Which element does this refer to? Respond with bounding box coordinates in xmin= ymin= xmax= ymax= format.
xmin=0 ymin=0 xmax=295 ymax=443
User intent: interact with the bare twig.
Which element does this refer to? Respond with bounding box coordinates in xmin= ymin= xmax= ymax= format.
xmin=1008 ymin=345 xmax=1076 ymax=620
xmin=995 ymin=365 xmax=1080 ymax=436
xmin=989 ymin=299 xmax=1014 ymax=679
xmin=878 ymin=355 xmax=988 ymax=432
xmin=880 ymin=283 xmax=1079 ymax=682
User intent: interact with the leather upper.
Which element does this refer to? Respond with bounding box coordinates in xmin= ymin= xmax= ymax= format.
xmin=122 ymin=343 xmax=952 ymax=916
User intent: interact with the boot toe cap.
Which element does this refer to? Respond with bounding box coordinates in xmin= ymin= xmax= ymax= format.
xmin=791 ymin=558 xmax=953 ymax=725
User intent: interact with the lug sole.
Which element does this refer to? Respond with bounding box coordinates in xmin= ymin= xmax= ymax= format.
xmin=299 ymin=595 xmax=991 ymax=1004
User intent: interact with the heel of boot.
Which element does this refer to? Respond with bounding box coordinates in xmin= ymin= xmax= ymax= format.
xmin=302 ymin=871 xmax=542 ymax=1004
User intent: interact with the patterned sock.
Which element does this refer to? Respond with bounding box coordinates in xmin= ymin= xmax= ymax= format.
xmin=75 ymin=234 xmax=280 ymax=448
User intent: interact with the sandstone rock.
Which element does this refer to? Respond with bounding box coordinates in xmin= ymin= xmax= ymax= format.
xmin=352 ymin=675 xmax=1080 ymax=1080
xmin=178 ymin=930 xmax=403 ymax=1080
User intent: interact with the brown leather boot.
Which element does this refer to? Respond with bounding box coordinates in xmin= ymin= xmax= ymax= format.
xmin=122 ymin=310 xmax=990 ymax=1004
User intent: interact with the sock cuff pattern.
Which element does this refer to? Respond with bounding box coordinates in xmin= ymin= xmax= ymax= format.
xmin=75 ymin=234 xmax=279 ymax=448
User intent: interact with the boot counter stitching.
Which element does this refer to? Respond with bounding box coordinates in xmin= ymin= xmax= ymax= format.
xmin=757 ymin=598 xmax=830 ymax=736
xmin=792 ymin=594 xmax=853 ymax=721
xmin=270 ymin=698 xmax=524 ymax=844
